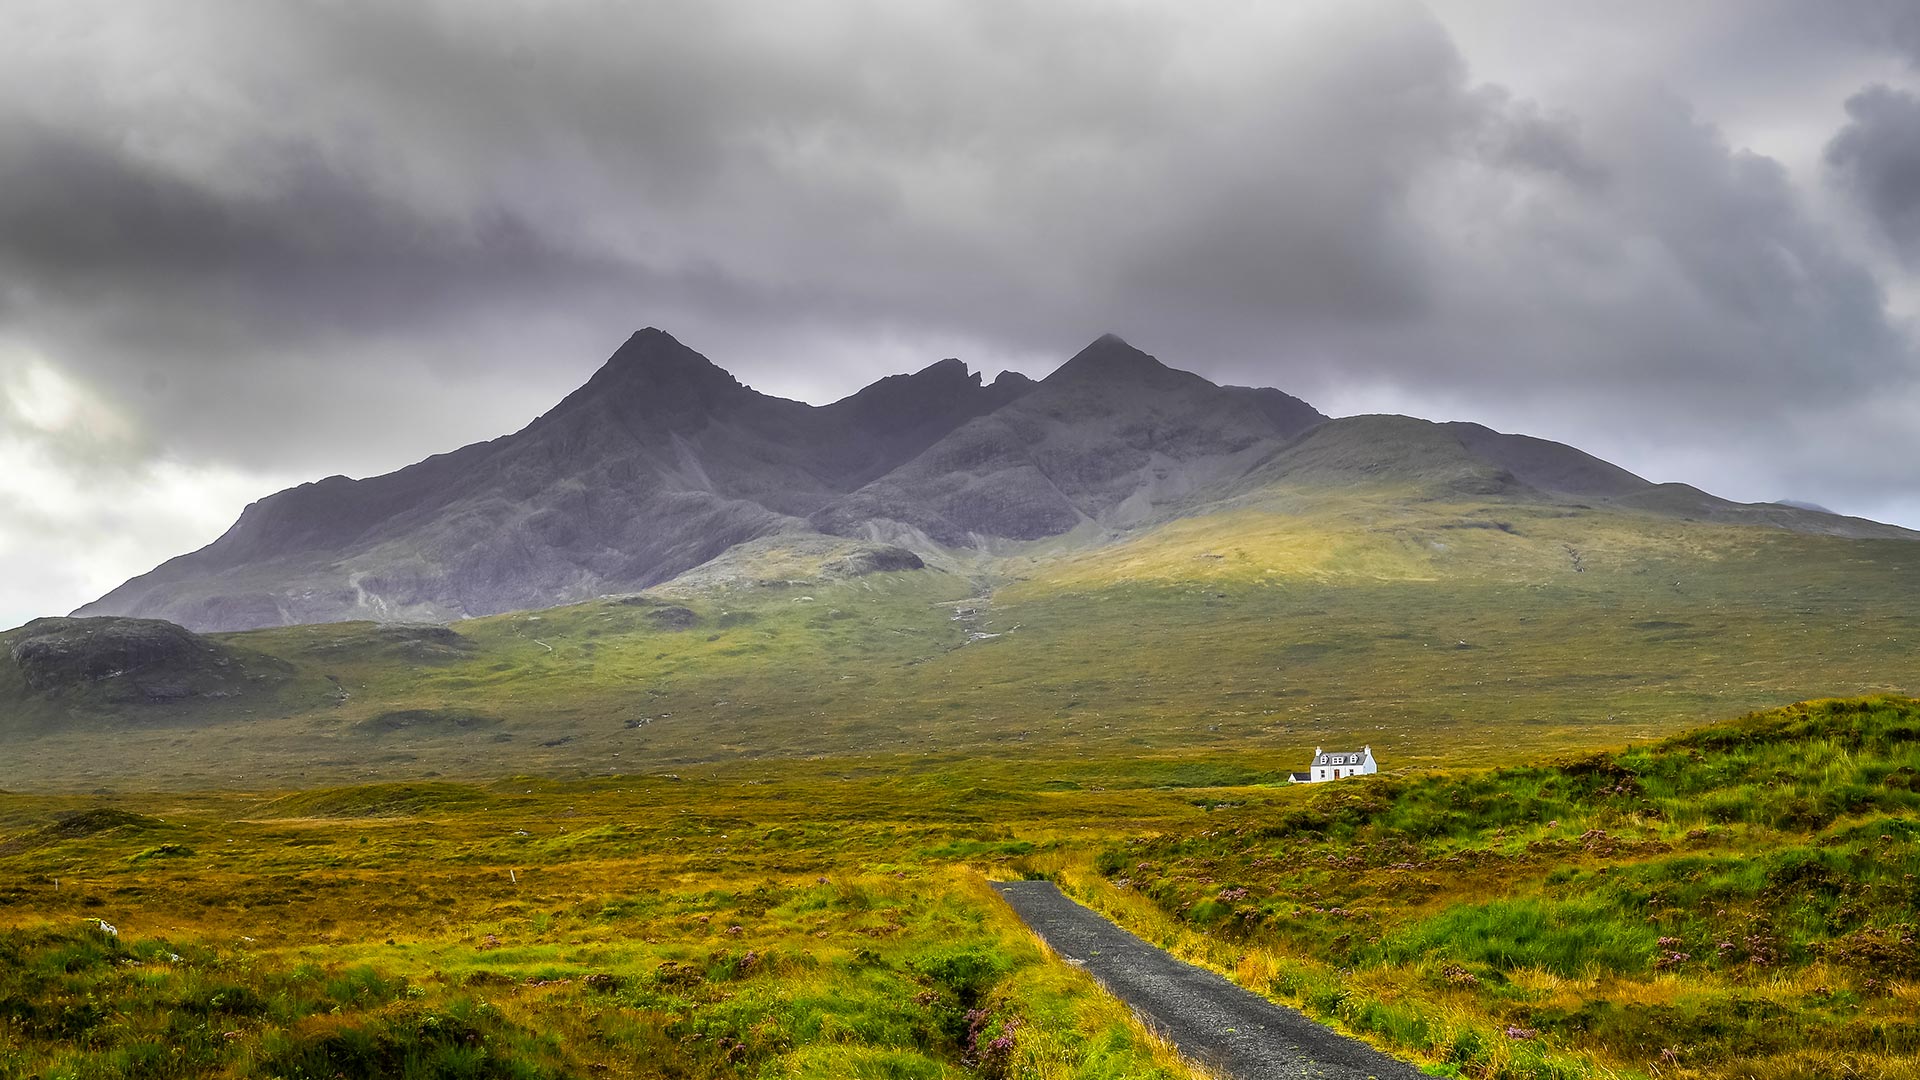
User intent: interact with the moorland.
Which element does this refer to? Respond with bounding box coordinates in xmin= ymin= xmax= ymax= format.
xmin=3 ymin=697 xmax=1916 ymax=1079
xmin=5 ymin=334 xmax=1917 ymax=1079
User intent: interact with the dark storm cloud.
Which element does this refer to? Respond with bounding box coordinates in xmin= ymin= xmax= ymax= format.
xmin=0 ymin=119 xmax=681 ymax=471
xmin=1827 ymin=86 xmax=1920 ymax=262
xmin=0 ymin=124 xmax=610 ymax=342
xmin=6 ymin=1 xmax=1518 ymax=472
xmin=5 ymin=0 xmax=1920 ymax=629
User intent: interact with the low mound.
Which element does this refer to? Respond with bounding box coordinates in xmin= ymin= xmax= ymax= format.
xmin=645 ymin=605 xmax=699 ymax=630
xmin=363 ymin=624 xmax=475 ymax=662
xmin=284 ymin=622 xmax=476 ymax=664
xmin=603 ymin=595 xmax=701 ymax=628
xmin=0 ymin=807 xmax=166 ymax=855
xmin=40 ymin=807 xmax=161 ymax=838
xmin=11 ymin=618 xmax=215 ymax=693
xmin=4 ymin=616 xmax=284 ymax=705
xmin=353 ymin=709 xmax=501 ymax=736
xmin=251 ymin=782 xmax=493 ymax=819
xmin=827 ymin=545 xmax=926 ymax=576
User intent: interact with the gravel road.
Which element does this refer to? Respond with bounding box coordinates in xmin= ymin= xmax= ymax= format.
xmin=992 ymin=880 xmax=1426 ymax=1080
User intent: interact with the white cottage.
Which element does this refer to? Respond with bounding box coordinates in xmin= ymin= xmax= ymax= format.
xmin=1296 ymin=745 xmax=1378 ymax=783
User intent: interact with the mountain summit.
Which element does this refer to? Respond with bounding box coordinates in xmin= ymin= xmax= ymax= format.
xmin=1048 ymin=333 xmax=1177 ymax=381
xmin=78 ymin=331 xmax=1905 ymax=632
xmin=558 ymin=327 xmax=749 ymax=418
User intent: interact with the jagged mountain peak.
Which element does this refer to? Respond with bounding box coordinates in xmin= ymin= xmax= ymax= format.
xmin=1040 ymin=334 xmax=1224 ymax=401
xmin=80 ymin=327 xmax=1903 ymax=636
xmin=79 ymin=331 xmax=1060 ymax=630
xmin=541 ymin=326 xmax=752 ymax=431
xmin=604 ymin=327 xmax=728 ymax=373
xmin=846 ymin=356 xmax=982 ymax=399
xmin=599 ymin=327 xmax=741 ymax=386
xmin=813 ymin=354 xmax=1036 ymax=489
xmin=917 ymin=356 xmax=975 ymax=382
xmin=1048 ymin=333 xmax=1171 ymax=381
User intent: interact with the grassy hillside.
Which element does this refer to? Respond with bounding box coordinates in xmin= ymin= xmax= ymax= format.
xmin=5 ymin=496 xmax=1914 ymax=790
xmin=1043 ymin=696 xmax=1920 ymax=1079
xmin=15 ymin=490 xmax=1920 ymax=791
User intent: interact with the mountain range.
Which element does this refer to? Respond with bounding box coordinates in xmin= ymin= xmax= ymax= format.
xmin=78 ymin=330 xmax=1911 ymax=633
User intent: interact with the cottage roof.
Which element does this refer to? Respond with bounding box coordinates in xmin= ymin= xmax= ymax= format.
xmin=1313 ymin=747 xmax=1372 ymax=767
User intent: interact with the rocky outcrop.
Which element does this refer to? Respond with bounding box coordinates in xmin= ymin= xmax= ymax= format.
xmin=5 ymin=616 xmax=283 ymax=704
xmin=826 ymin=546 xmax=927 ymax=576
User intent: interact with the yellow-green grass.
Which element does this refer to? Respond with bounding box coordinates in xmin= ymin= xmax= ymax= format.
xmin=1054 ymin=696 xmax=1920 ymax=1080
xmin=0 ymin=764 xmax=1226 ymax=1080
xmin=4 ymin=698 xmax=1915 ymax=1079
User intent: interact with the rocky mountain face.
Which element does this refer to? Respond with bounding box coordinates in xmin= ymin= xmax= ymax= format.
xmin=79 ymin=330 xmax=1055 ymax=631
xmin=809 ymin=335 xmax=1328 ymax=544
xmin=77 ymin=329 xmax=1906 ymax=633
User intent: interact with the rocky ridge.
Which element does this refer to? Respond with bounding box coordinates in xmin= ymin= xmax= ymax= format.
xmin=74 ymin=330 xmax=1909 ymax=633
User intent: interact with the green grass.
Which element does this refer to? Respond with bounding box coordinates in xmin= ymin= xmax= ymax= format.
xmin=1072 ymin=696 xmax=1920 ymax=1079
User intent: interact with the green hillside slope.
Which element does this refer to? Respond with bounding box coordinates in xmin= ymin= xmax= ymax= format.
xmin=4 ymin=492 xmax=1914 ymax=790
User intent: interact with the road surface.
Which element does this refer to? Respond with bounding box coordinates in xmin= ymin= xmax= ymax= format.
xmin=992 ymin=880 xmax=1426 ymax=1080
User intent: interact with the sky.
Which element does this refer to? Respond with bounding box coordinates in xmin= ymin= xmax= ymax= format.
xmin=6 ymin=0 xmax=1920 ymax=630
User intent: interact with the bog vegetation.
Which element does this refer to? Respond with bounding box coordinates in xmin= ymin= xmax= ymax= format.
xmin=1 ymin=697 xmax=1915 ymax=1078
xmin=0 ymin=765 xmax=1211 ymax=1080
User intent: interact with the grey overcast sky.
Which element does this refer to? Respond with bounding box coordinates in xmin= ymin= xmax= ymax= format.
xmin=5 ymin=0 xmax=1920 ymax=629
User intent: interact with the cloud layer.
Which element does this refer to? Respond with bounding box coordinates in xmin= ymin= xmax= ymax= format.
xmin=4 ymin=0 xmax=1920 ymax=627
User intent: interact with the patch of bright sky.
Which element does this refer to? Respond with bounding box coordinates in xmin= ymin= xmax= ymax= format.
xmin=0 ymin=345 xmax=300 ymax=630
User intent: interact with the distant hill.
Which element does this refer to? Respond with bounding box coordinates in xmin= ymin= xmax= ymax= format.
xmin=76 ymin=330 xmax=1908 ymax=633
xmin=0 ymin=616 xmax=296 ymax=730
